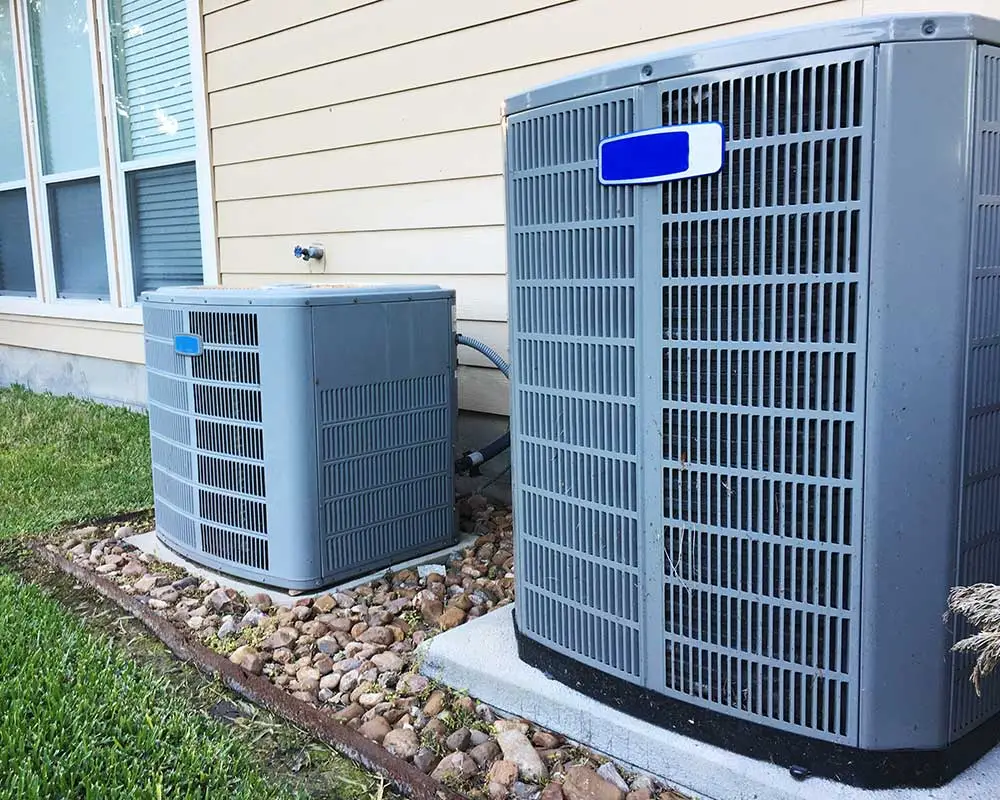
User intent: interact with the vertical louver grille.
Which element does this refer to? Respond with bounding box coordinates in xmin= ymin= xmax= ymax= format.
xmin=508 ymin=89 xmax=643 ymax=681
xmin=658 ymin=49 xmax=873 ymax=742
xmin=191 ymin=312 xmax=267 ymax=567
xmin=144 ymin=305 xmax=269 ymax=574
xmin=952 ymin=45 xmax=1000 ymax=736
xmin=318 ymin=375 xmax=452 ymax=573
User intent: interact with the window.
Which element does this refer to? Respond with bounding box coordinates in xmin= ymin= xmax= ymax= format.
xmin=107 ymin=0 xmax=203 ymax=298
xmin=0 ymin=2 xmax=34 ymax=297
xmin=0 ymin=0 xmax=210 ymax=311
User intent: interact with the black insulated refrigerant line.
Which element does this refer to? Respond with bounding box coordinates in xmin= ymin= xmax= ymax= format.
xmin=454 ymin=333 xmax=510 ymax=475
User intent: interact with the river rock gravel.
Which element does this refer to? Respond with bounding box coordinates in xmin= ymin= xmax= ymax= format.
xmin=54 ymin=500 xmax=681 ymax=800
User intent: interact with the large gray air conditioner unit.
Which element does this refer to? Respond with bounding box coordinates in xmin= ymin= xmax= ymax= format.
xmin=504 ymin=13 xmax=1000 ymax=789
xmin=141 ymin=283 xmax=458 ymax=591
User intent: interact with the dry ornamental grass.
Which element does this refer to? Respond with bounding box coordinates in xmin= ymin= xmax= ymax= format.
xmin=948 ymin=583 xmax=1000 ymax=696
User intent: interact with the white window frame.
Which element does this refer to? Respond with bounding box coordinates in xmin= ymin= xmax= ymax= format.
xmin=0 ymin=0 xmax=217 ymax=323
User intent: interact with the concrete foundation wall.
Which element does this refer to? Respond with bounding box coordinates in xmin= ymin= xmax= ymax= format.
xmin=0 ymin=344 xmax=511 ymax=503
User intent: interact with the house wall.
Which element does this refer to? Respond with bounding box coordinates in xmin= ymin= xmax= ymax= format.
xmin=3 ymin=0 xmax=997 ymax=415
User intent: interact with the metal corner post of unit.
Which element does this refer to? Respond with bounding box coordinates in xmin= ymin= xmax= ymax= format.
xmin=502 ymin=12 xmax=1000 ymax=789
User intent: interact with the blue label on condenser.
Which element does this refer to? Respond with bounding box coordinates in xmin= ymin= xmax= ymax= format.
xmin=174 ymin=333 xmax=203 ymax=357
xmin=598 ymin=122 xmax=725 ymax=185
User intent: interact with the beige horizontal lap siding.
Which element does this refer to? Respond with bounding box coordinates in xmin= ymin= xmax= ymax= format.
xmin=204 ymin=0 xmax=872 ymax=415
xmin=0 ymin=316 xmax=143 ymax=363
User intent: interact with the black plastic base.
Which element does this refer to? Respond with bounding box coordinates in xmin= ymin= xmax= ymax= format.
xmin=513 ymin=611 xmax=1000 ymax=790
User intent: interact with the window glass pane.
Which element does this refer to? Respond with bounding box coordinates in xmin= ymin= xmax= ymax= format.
xmin=0 ymin=3 xmax=25 ymax=182
xmin=0 ymin=188 xmax=34 ymax=295
xmin=28 ymin=0 xmax=100 ymax=174
xmin=128 ymin=161 xmax=201 ymax=297
xmin=49 ymin=177 xmax=108 ymax=299
xmin=109 ymin=0 xmax=194 ymax=161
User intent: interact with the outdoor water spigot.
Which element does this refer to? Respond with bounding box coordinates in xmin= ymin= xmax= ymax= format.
xmin=293 ymin=244 xmax=324 ymax=262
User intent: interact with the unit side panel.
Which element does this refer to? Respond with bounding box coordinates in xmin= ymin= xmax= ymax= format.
xmin=656 ymin=48 xmax=875 ymax=744
xmin=861 ymin=41 xmax=976 ymax=749
xmin=507 ymin=89 xmax=643 ymax=683
xmin=952 ymin=44 xmax=1000 ymax=738
xmin=312 ymin=299 xmax=457 ymax=581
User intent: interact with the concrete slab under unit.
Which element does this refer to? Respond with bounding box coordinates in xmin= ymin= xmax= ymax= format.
xmin=126 ymin=530 xmax=476 ymax=605
xmin=419 ymin=605 xmax=1000 ymax=800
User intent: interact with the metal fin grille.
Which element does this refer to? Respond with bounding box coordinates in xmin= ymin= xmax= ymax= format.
xmin=658 ymin=50 xmax=872 ymax=742
xmin=324 ymin=508 xmax=453 ymax=574
xmin=318 ymin=377 xmax=453 ymax=571
xmin=952 ymin=45 xmax=1000 ymax=736
xmin=189 ymin=310 xmax=258 ymax=346
xmin=201 ymin=525 xmax=269 ymax=571
xmin=508 ymin=89 xmax=643 ymax=681
xmin=144 ymin=303 xmax=269 ymax=573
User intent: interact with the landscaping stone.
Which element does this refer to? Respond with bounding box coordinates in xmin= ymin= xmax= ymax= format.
xmin=132 ymin=575 xmax=158 ymax=593
xmin=596 ymin=764 xmax=629 ymax=793
xmin=469 ymin=729 xmax=491 ymax=747
xmin=512 ymin=783 xmax=542 ymax=800
xmin=430 ymin=752 xmax=478 ymax=783
xmin=55 ymin=501 xmax=660 ymax=800
xmin=562 ymin=766 xmax=625 ymax=800
xmin=397 ymin=673 xmax=428 ymax=695
xmin=148 ymin=586 xmax=178 ymax=603
xmin=423 ymin=690 xmax=446 ymax=716
xmin=261 ymin=627 xmax=298 ymax=649
xmin=382 ymin=728 xmax=420 ymax=760
xmin=413 ymin=747 xmax=438 ymax=774
xmin=497 ymin=729 xmax=548 ymax=782
xmin=247 ymin=592 xmax=272 ymax=610
xmin=333 ymin=703 xmax=364 ymax=722
xmin=487 ymin=759 xmax=520 ymax=799
xmin=532 ymin=731 xmax=563 ymax=749
xmin=494 ymin=719 xmax=530 ymax=735
xmin=121 ymin=561 xmax=146 ymax=578
xmin=358 ymin=716 xmax=391 ymax=743
xmin=371 ymin=651 xmax=405 ymax=673
xmin=445 ymin=726 xmax=472 ymax=752
xmin=469 ymin=740 xmax=501 ymax=767
xmin=358 ymin=626 xmax=395 ymax=646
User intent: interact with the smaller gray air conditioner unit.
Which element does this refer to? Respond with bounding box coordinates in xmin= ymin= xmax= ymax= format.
xmin=140 ymin=283 xmax=458 ymax=591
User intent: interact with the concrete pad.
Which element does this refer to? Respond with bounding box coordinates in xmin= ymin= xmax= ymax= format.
xmin=126 ymin=530 xmax=475 ymax=606
xmin=419 ymin=604 xmax=1000 ymax=800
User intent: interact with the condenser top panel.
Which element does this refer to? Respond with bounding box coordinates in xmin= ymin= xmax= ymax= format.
xmin=140 ymin=283 xmax=454 ymax=308
xmin=504 ymin=12 xmax=1000 ymax=114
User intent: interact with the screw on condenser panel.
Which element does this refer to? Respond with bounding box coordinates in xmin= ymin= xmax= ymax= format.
xmin=921 ymin=19 xmax=937 ymax=35
xmin=640 ymin=64 xmax=653 ymax=78
xmin=789 ymin=765 xmax=812 ymax=781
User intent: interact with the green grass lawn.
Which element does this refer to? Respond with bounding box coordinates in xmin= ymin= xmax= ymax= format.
xmin=0 ymin=385 xmax=380 ymax=800
xmin=0 ymin=384 xmax=153 ymax=537
xmin=0 ymin=571 xmax=302 ymax=800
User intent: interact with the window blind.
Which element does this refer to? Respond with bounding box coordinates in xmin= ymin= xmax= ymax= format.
xmin=128 ymin=161 xmax=202 ymax=295
xmin=0 ymin=188 xmax=34 ymax=295
xmin=112 ymin=0 xmax=195 ymax=161
xmin=49 ymin=177 xmax=109 ymax=299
